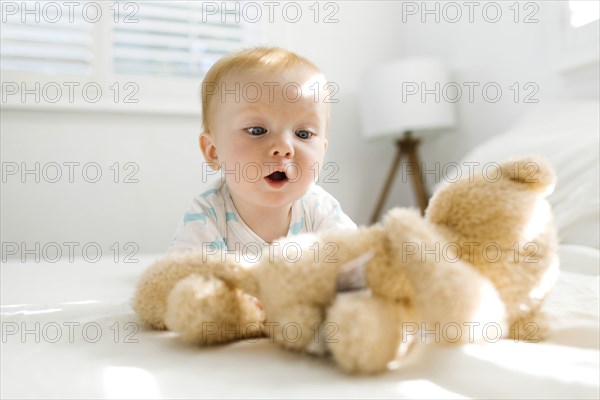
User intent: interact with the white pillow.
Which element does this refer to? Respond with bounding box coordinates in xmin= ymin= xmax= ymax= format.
xmin=457 ymin=100 xmax=599 ymax=249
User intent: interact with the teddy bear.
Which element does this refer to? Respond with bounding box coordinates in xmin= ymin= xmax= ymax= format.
xmin=325 ymin=156 xmax=559 ymax=371
xmin=132 ymin=155 xmax=558 ymax=374
xmin=425 ymin=155 xmax=559 ymax=341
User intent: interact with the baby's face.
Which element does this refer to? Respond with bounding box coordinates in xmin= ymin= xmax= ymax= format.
xmin=202 ymin=68 xmax=329 ymax=211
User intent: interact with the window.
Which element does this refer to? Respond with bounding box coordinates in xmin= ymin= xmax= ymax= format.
xmin=551 ymin=0 xmax=600 ymax=72
xmin=1 ymin=8 xmax=95 ymax=75
xmin=1 ymin=1 xmax=264 ymax=113
xmin=568 ymin=0 xmax=600 ymax=28
xmin=111 ymin=1 xmax=250 ymax=78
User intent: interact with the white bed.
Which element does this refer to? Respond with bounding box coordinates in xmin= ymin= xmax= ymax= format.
xmin=2 ymin=101 xmax=599 ymax=399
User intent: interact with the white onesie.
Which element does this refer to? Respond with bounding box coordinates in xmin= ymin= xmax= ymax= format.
xmin=168 ymin=179 xmax=357 ymax=262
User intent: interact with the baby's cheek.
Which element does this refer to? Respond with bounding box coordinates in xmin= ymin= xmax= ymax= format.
xmin=292 ymin=159 xmax=319 ymax=184
xmin=286 ymin=163 xmax=305 ymax=182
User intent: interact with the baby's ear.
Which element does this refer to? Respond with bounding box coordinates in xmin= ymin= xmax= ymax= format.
xmin=199 ymin=132 xmax=219 ymax=168
xmin=500 ymin=156 xmax=556 ymax=195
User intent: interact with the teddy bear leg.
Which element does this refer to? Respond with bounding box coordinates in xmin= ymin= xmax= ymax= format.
xmin=507 ymin=310 xmax=549 ymax=343
xmin=325 ymin=291 xmax=403 ymax=374
xmin=265 ymin=303 xmax=325 ymax=353
xmin=165 ymin=274 xmax=264 ymax=345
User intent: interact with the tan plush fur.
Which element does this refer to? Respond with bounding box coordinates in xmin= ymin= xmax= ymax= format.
xmin=132 ymin=156 xmax=558 ymax=374
xmin=426 ymin=156 xmax=559 ymax=340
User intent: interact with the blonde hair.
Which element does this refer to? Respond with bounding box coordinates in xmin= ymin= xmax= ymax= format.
xmin=200 ymin=47 xmax=326 ymax=133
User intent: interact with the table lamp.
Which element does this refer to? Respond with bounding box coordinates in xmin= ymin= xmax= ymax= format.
xmin=359 ymin=57 xmax=456 ymax=222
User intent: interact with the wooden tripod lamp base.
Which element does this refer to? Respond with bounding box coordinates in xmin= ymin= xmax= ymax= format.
xmin=370 ymin=132 xmax=429 ymax=224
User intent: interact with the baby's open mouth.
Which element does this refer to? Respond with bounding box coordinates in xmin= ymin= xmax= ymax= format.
xmin=265 ymin=171 xmax=288 ymax=182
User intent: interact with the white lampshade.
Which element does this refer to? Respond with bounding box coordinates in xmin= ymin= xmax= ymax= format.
xmin=359 ymin=57 xmax=456 ymax=139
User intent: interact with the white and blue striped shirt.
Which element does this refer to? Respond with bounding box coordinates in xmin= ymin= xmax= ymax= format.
xmin=168 ymin=179 xmax=357 ymax=260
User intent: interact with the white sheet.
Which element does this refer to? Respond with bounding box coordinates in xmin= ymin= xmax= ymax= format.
xmin=1 ymin=245 xmax=599 ymax=399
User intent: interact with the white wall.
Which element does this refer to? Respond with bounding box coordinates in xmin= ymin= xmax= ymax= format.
xmin=1 ymin=110 xmax=203 ymax=256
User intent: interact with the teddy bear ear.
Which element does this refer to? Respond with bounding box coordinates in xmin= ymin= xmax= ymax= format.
xmin=499 ymin=156 xmax=556 ymax=195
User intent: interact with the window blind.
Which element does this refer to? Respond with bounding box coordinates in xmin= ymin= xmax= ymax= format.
xmin=1 ymin=1 xmax=251 ymax=79
xmin=112 ymin=1 xmax=247 ymax=78
xmin=1 ymin=13 xmax=94 ymax=75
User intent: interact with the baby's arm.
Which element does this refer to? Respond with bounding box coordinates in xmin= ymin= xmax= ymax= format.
xmin=167 ymin=220 xmax=224 ymax=254
xmin=167 ymin=198 xmax=227 ymax=254
xmin=304 ymin=186 xmax=360 ymax=291
xmin=310 ymin=186 xmax=358 ymax=232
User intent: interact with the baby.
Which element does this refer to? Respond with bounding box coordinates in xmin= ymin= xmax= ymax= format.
xmin=168 ymin=47 xmax=357 ymax=261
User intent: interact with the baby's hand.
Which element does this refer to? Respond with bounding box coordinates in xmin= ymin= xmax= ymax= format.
xmin=336 ymin=251 xmax=373 ymax=292
xmin=250 ymin=296 xmax=263 ymax=310
xmin=245 ymin=294 xmax=265 ymax=324
xmin=245 ymin=294 xmax=263 ymax=310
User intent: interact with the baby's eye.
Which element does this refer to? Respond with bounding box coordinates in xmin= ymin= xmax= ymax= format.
xmin=246 ymin=127 xmax=267 ymax=136
xmin=296 ymin=130 xmax=313 ymax=139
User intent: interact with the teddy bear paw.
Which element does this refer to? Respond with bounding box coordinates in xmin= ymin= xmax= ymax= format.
xmin=165 ymin=274 xmax=263 ymax=345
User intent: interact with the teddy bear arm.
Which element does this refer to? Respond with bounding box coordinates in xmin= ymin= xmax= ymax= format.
xmin=506 ymin=309 xmax=549 ymax=343
xmin=164 ymin=274 xmax=264 ymax=345
xmin=133 ymin=252 xmax=259 ymax=331
xmin=132 ymin=258 xmax=200 ymax=329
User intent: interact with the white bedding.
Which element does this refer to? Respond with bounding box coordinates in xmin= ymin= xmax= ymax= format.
xmin=1 ymin=244 xmax=598 ymax=399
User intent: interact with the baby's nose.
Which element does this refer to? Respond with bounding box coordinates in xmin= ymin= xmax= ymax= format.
xmin=270 ymin=137 xmax=294 ymax=158
xmin=272 ymin=148 xmax=292 ymax=157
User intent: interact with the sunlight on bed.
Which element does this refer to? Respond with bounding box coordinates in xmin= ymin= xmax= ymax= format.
xmin=1 ymin=307 xmax=62 ymax=316
xmin=462 ymin=342 xmax=599 ymax=386
xmin=395 ymin=379 xmax=463 ymax=399
xmin=60 ymin=300 xmax=101 ymax=305
xmin=0 ymin=304 xmax=33 ymax=309
xmin=103 ymin=367 xmax=160 ymax=399
xmin=0 ymin=300 xmax=103 ymax=316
